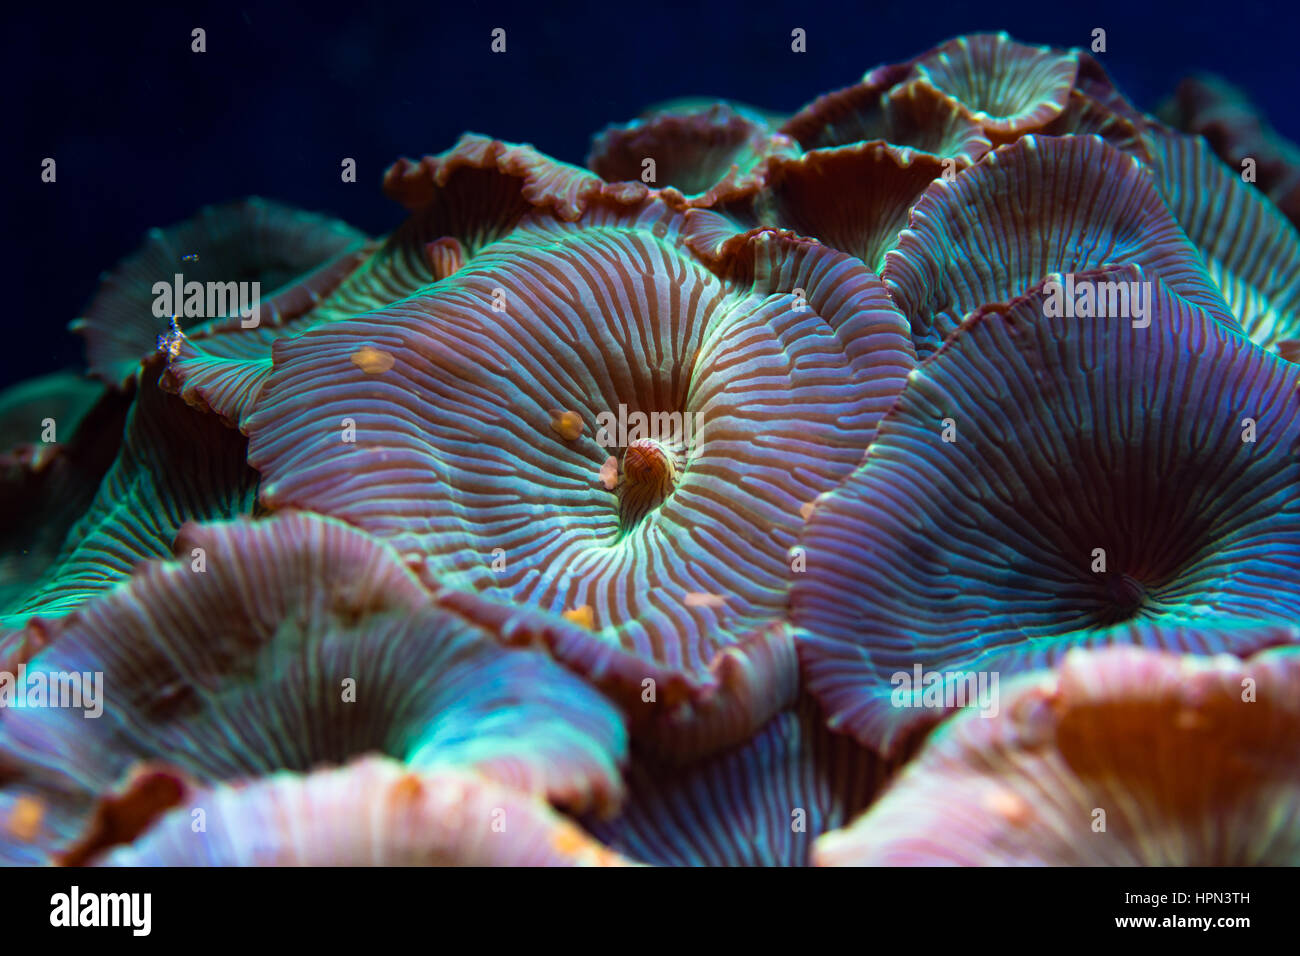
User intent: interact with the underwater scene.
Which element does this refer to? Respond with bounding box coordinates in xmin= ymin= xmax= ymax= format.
xmin=3 ymin=1 xmax=1298 ymax=872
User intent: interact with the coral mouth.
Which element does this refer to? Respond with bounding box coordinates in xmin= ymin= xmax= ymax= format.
xmin=1092 ymin=571 xmax=1150 ymax=626
xmin=617 ymin=438 xmax=681 ymax=531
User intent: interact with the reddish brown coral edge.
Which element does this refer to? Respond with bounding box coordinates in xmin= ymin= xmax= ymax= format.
xmin=680 ymin=217 xmax=820 ymax=279
xmin=752 ymin=144 xmax=950 ymax=274
xmin=56 ymin=765 xmax=191 ymax=866
xmin=588 ymin=102 xmax=800 ymax=211
xmin=781 ymin=64 xmax=914 ymax=149
xmin=1039 ymin=89 xmax=1155 ymax=163
xmin=434 ymin=589 xmax=798 ymax=765
xmin=384 ymin=133 xmax=650 ymax=220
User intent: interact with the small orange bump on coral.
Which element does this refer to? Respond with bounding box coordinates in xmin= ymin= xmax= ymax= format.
xmin=551 ymin=824 xmax=587 ymax=856
xmin=599 ymin=455 xmax=619 ymax=490
xmin=800 ymin=501 xmax=818 ymax=521
xmin=550 ymin=822 xmax=629 ymax=866
xmin=351 ymin=347 xmax=396 ymax=374
xmin=684 ymin=592 xmax=727 ymax=608
xmin=549 ymin=409 xmax=584 ymax=441
xmin=563 ymin=605 xmax=595 ymax=629
xmin=983 ymin=788 xmax=1034 ymax=827
xmin=7 ymin=796 xmax=44 ymax=841
xmin=392 ymin=772 xmax=425 ymax=805
xmin=1175 ymin=707 xmax=1210 ymax=731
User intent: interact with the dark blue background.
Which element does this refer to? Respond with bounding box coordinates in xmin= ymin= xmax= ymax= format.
xmin=5 ymin=0 xmax=1297 ymax=386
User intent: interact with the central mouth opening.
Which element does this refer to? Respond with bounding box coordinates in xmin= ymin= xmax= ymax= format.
xmin=1091 ymin=571 xmax=1150 ymax=626
xmin=615 ymin=437 xmax=685 ymax=534
xmin=587 ymin=376 xmax=706 ymax=539
xmin=998 ymin=547 xmax=1187 ymax=636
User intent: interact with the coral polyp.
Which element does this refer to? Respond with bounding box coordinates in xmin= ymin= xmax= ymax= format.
xmin=3 ymin=28 xmax=1299 ymax=869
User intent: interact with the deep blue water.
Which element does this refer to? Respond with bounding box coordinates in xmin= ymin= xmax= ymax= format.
xmin=5 ymin=0 xmax=1297 ymax=387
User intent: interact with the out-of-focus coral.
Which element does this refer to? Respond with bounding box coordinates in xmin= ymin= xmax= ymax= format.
xmin=815 ymin=646 xmax=1300 ymax=865
xmin=4 ymin=30 xmax=1300 ymax=867
xmin=0 ymin=513 xmax=626 ymax=864
xmin=581 ymin=696 xmax=894 ymax=865
xmin=0 ymin=373 xmax=128 ymax=614
xmin=1 ymin=357 xmax=257 ymax=633
xmin=1159 ymin=73 xmax=1300 ymax=227
xmin=73 ymin=199 xmax=370 ymax=390
xmin=96 ymin=758 xmax=636 ymax=867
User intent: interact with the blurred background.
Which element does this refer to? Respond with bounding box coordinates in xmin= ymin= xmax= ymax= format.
xmin=5 ymin=0 xmax=1297 ymax=386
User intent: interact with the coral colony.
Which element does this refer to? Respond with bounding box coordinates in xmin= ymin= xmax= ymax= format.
xmin=3 ymin=31 xmax=1300 ymax=867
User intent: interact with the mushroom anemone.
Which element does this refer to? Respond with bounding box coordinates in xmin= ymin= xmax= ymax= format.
xmin=582 ymin=696 xmax=892 ymax=866
xmin=166 ymin=136 xmax=635 ymax=430
xmin=245 ymin=201 xmax=914 ymax=755
xmin=74 ymin=199 xmax=369 ymax=390
xmin=909 ymin=33 xmax=1080 ymax=140
xmin=1144 ymin=127 xmax=1300 ymax=355
xmin=793 ymin=265 xmax=1300 ymax=752
xmin=1158 ymin=73 xmax=1300 ymax=228
xmin=1 ymin=358 xmax=256 ymax=631
xmin=588 ymin=101 xmax=800 ymax=209
xmin=882 ymin=135 xmax=1237 ymax=356
xmin=0 ymin=512 xmax=626 ymax=864
xmin=94 ymin=758 xmax=635 ymax=867
xmin=6 ymin=29 xmax=1300 ymax=869
xmin=0 ymin=374 xmax=127 ymax=616
xmin=816 ymin=645 xmax=1300 ymax=865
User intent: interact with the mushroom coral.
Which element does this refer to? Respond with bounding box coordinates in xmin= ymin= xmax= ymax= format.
xmin=74 ymin=199 xmax=370 ymax=390
xmin=1158 ymin=72 xmax=1300 ymax=228
xmin=95 ymin=758 xmax=635 ymax=867
xmin=581 ymin=696 xmax=892 ymax=866
xmin=164 ymin=135 xmax=622 ymax=431
xmin=244 ymin=200 xmax=913 ymax=756
xmin=0 ymin=373 xmax=127 ymax=614
xmin=882 ymin=135 xmax=1237 ymax=356
xmin=0 ymin=357 xmax=258 ymax=632
xmin=908 ymin=32 xmax=1080 ymax=140
xmin=0 ymin=512 xmax=626 ymax=864
xmin=782 ymin=78 xmax=992 ymax=166
xmin=588 ymin=101 xmax=800 ymax=209
xmin=4 ymin=29 xmax=1300 ymax=868
xmin=793 ymin=265 xmax=1300 ymax=753
xmin=782 ymin=32 xmax=1079 ymax=150
xmin=816 ymin=645 xmax=1300 ymax=865
xmin=1143 ymin=126 xmax=1300 ymax=354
